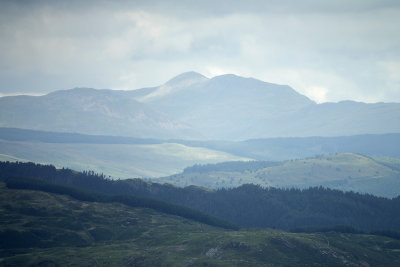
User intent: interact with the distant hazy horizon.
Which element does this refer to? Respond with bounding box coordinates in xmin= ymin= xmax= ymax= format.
xmin=1 ymin=71 xmax=399 ymax=105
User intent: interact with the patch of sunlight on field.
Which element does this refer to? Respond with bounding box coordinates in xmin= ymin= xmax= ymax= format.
xmin=143 ymin=143 xmax=251 ymax=161
xmin=0 ymin=140 xmax=251 ymax=179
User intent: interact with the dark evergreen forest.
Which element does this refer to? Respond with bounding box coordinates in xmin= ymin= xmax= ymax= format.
xmin=1 ymin=161 xmax=399 ymax=232
xmin=5 ymin=176 xmax=237 ymax=230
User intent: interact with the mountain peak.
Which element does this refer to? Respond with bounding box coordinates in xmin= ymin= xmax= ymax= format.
xmin=139 ymin=72 xmax=208 ymax=102
xmin=212 ymin=73 xmax=241 ymax=79
xmin=165 ymin=71 xmax=208 ymax=86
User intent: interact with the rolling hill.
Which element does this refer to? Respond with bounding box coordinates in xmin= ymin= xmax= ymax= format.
xmin=1 ymin=127 xmax=400 ymax=181
xmin=155 ymin=153 xmax=400 ymax=198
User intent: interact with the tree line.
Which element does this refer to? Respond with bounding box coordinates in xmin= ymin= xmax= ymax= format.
xmin=5 ymin=176 xmax=237 ymax=230
xmin=1 ymin=161 xmax=400 ymax=232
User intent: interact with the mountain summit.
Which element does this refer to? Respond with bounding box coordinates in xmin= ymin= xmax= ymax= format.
xmin=165 ymin=71 xmax=208 ymax=86
xmin=139 ymin=71 xmax=208 ymax=102
xmin=141 ymin=73 xmax=314 ymax=139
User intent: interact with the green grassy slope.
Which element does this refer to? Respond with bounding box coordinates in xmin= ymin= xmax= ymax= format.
xmin=373 ymin=156 xmax=400 ymax=171
xmin=1 ymin=183 xmax=400 ymax=266
xmin=0 ymin=139 xmax=250 ymax=178
xmin=156 ymin=153 xmax=400 ymax=197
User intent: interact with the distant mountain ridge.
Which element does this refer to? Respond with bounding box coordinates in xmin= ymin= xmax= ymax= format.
xmin=139 ymin=73 xmax=314 ymax=140
xmin=0 ymin=72 xmax=399 ymax=140
xmin=0 ymin=86 xmax=198 ymax=139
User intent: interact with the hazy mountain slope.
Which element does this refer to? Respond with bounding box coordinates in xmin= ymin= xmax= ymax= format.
xmin=0 ymin=88 xmax=198 ymax=139
xmin=0 ymin=139 xmax=250 ymax=178
xmin=133 ymin=72 xmax=400 ymax=140
xmin=1 ymin=128 xmax=400 ymax=182
xmin=177 ymin=133 xmax=400 ymax=160
xmin=2 ymin=127 xmax=400 ymax=160
xmin=143 ymin=73 xmax=315 ymax=140
xmin=136 ymin=71 xmax=209 ymax=102
xmin=237 ymin=133 xmax=400 ymax=160
xmin=3 ymin=183 xmax=400 ymax=266
xmin=284 ymin=101 xmax=400 ymax=137
xmin=155 ymin=153 xmax=400 ymax=197
xmin=1 ymin=72 xmax=400 ymax=140
xmin=0 ymin=127 xmax=163 ymax=144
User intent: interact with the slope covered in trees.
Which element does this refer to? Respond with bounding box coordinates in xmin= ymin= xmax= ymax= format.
xmin=2 ymin=183 xmax=400 ymax=266
xmin=5 ymin=176 xmax=237 ymax=230
xmin=1 ymin=161 xmax=400 ymax=232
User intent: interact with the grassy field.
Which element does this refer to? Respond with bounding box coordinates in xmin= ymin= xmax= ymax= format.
xmin=373 ymin=156 xmax=400 ymax=171
xmin=1 ymin=183 xmax=400 ymax=266
xmin=156 ymin=153 xmax=400 ymax=197
xmin=0 ymin=139 xmax=250 ymax=178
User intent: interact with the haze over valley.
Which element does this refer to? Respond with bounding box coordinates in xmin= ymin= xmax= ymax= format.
xmin=1 ymin=1 xmax=400 ymax=265
xmin=1 ymin=72 xmax=400 ymax=192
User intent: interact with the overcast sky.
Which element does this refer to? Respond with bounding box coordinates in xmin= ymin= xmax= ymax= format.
xmin=0 ymin=0 xmax=399 ymax=103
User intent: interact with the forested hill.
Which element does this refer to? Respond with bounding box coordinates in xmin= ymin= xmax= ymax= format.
xmin=3 ymin=183 xmax=400 ymax=266
xmin=5 ymin=176 xmax=237 ymax=230
xmin=1 ymin=161 xmax=400 ymax=232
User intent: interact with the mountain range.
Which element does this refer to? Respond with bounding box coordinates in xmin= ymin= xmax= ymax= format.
xmin=1 ymin=71 xmax=399 ymax=140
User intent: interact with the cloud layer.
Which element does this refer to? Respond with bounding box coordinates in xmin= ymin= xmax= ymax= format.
xmin=0 ymin=0 xmax=399 ymax=103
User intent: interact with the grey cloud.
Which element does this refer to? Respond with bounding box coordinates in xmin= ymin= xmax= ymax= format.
xmin=0 ymin=0 xmax=399 ymax=102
